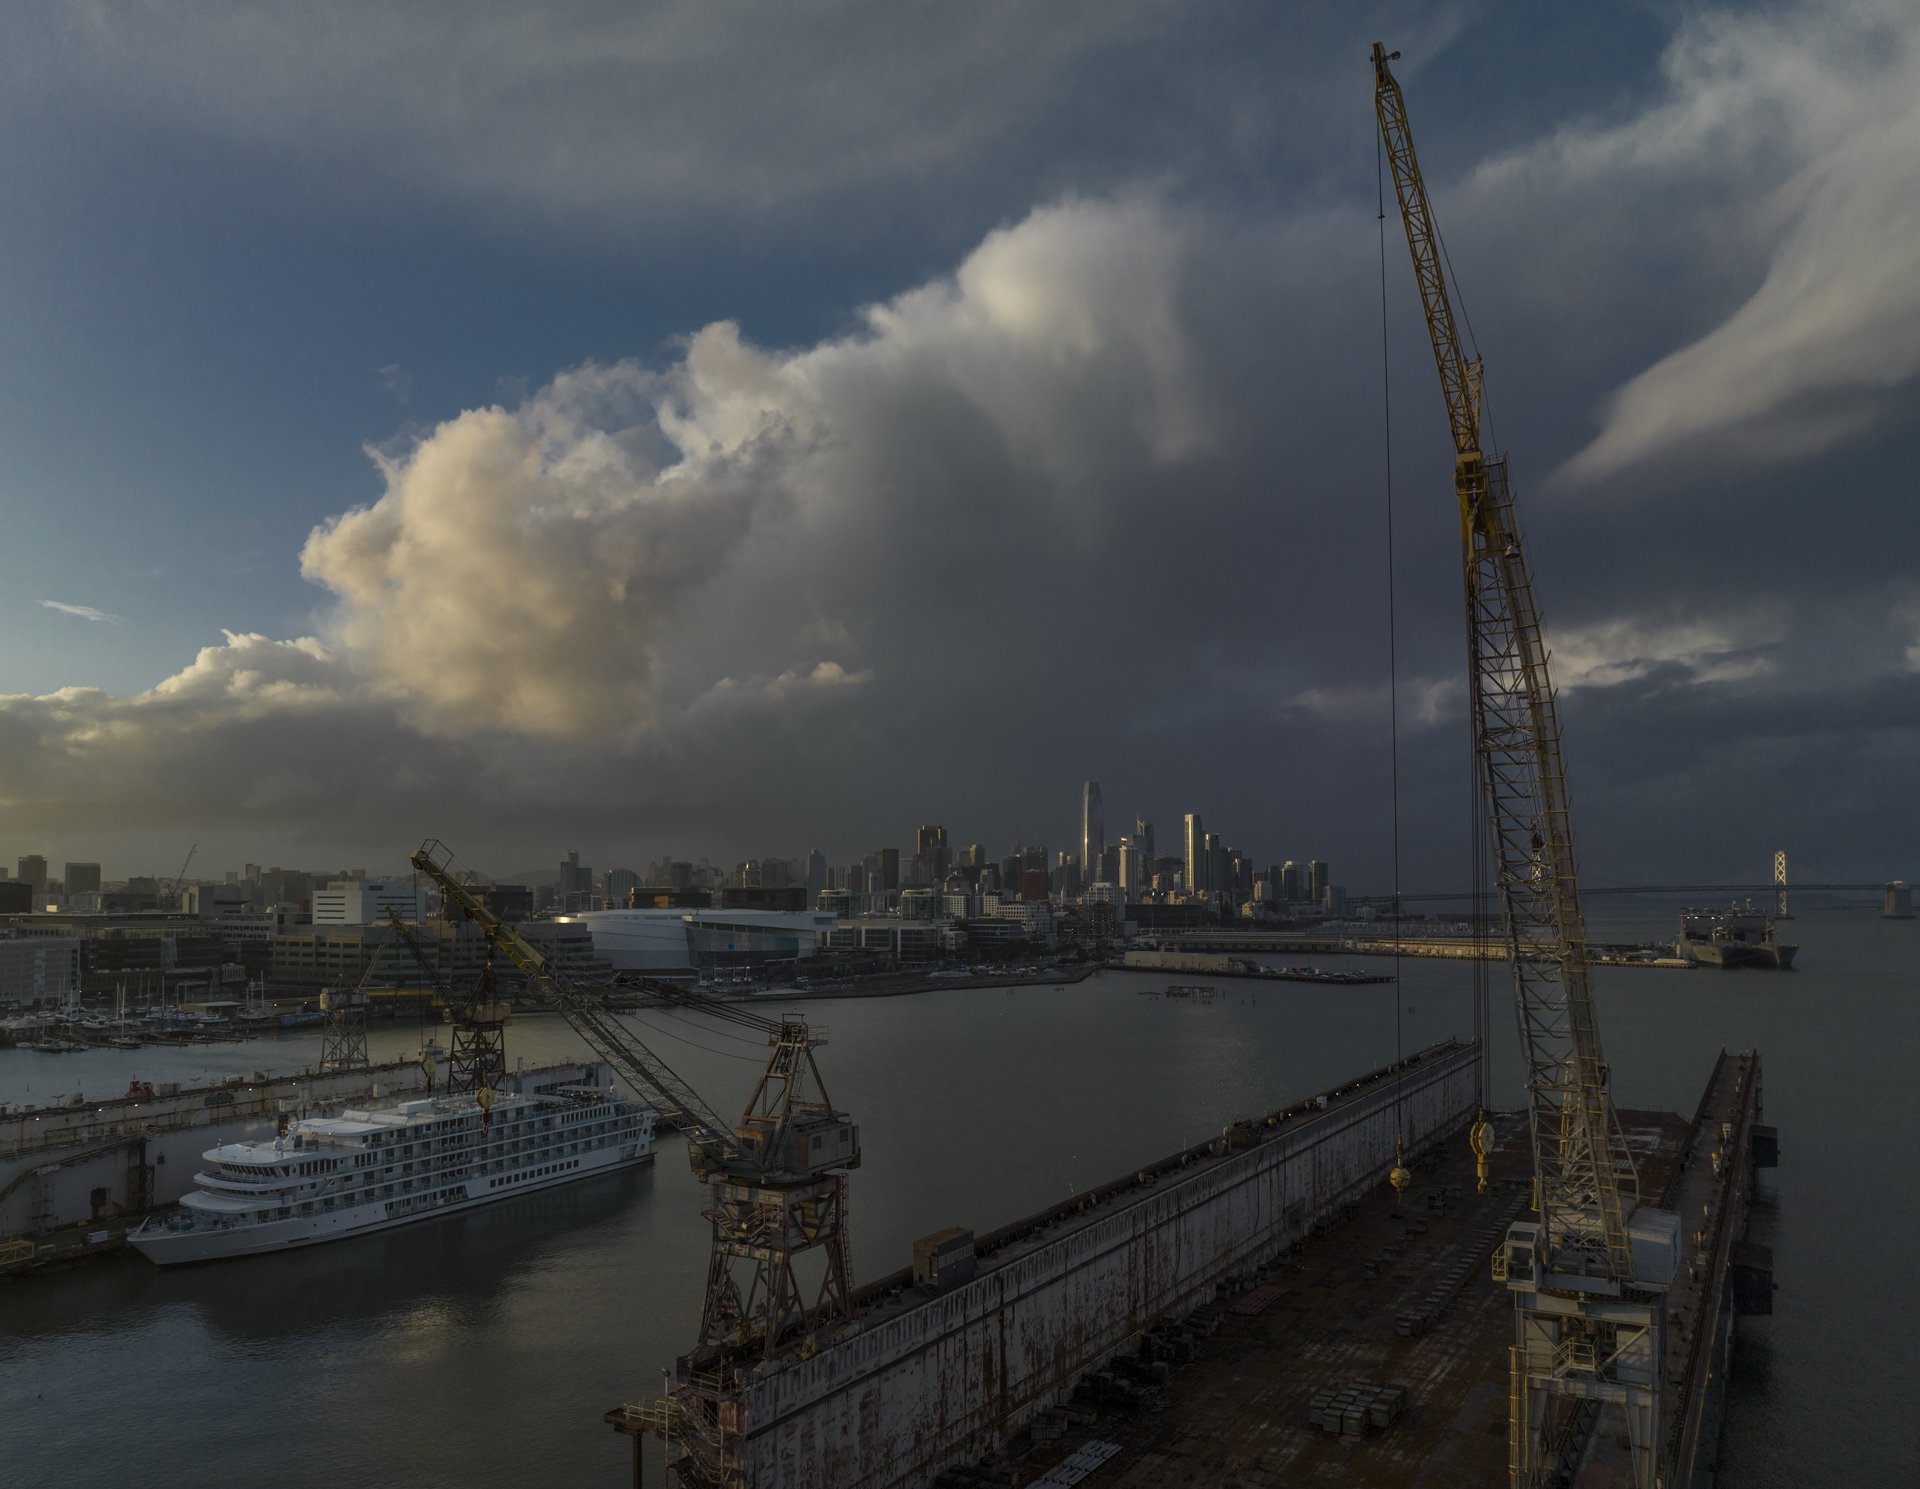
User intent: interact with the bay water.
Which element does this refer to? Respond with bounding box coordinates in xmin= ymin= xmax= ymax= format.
xmin=1 ymin=903 xmax=1906 ymax=1487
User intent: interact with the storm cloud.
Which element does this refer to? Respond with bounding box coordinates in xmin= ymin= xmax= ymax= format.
xmin=3 ymin=2 xmax=1918 ymax=886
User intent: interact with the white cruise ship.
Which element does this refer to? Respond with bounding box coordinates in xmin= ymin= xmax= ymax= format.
xmin=130 ymin=1061 xmax=653 ymax=1265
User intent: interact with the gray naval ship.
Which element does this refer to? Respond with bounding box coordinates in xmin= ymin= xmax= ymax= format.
xmin=1676 ymin=902 xmax=1798 ymax=968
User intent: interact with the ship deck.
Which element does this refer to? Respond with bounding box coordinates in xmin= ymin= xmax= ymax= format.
xmin=1010 ymin=1107 xmax=1691 ymax=1489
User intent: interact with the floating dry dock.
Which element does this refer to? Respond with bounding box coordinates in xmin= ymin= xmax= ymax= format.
xmin=612 ymin=1041 xmax=1770 ymax=1488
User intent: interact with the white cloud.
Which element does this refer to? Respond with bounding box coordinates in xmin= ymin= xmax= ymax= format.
xmin=375 ymin=363 xmax=412 ymax=405
xmin=1283 ymin=676 xmax=1462 ymax=729
xmin=38 ymin=600 xmax=120 ymax=623
xmin=1538 ymin=0 xmax=1920 ymax=480
xmin=1547 ymin=612 xmax=1782 ymax=692
xmin=689 ymin=661 xmax=875 ymax=717
xmin=297 ymin=195 xmax=1231 ymax=743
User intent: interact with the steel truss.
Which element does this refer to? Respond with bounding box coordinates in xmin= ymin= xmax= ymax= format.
xmin=1374 ymin=43 xmax=1676 ymax=1489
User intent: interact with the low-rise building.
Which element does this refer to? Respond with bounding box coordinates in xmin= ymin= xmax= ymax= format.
xmin=820 ymin=918 xmax=958 ymax=963
xmin=0 ymin=932 xmax=81 ymax=1007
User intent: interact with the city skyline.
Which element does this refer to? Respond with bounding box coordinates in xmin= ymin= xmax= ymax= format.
xmin=3 ymin=4 xmax=1918 ymax=891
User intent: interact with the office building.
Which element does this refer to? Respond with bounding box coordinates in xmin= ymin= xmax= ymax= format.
xmin=482 ymin=885 xmax=535 ymax=921
xmin=311 ymin=879 xmax=427 ymax=926
xmin=1183 ymin=815 xmax=1205 ymax=896
xmin=1081 ymin=782 xmax=1105 ymax=883
xmin=1117 ymin=837 xmax=1146 ymax=902
xmin=15 ymin=856 xmax=48 ymax=895
xmin=1308 ymin=860 xmax=1329 ymax=905
xmin=0 ymin=933 xmax=82 ymax=1006
xmin=181 ymin=883 xmax=250 ymax=919
xmin=64 ymin=862 xmax=103 ymax=896
xmin=559 ymin=850 xmax=595 ymax=907
xmin=916 ymin=827 xmax=950 ymax=884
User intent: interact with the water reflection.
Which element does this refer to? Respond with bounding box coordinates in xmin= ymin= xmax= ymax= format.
xmin=1 ymin=1165 xmax=655 ymax=1348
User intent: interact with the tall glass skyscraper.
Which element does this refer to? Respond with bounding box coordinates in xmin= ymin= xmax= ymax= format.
xmin=1184 ymin=813 xmax=1206 ymax=895
xmin=1081 ymin=782 xmax=1105 ymax=884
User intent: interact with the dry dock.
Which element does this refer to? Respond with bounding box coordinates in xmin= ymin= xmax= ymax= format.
xmin=1000 ymin=1055 xmax=1767 ymax=1489
xmin=616 ymin=1044 xmax=1769 ymax=1488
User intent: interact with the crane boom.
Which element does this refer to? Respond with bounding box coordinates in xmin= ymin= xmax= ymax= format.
xmin=412 ymin=835 xmax=862 ymax=1441
xmin=411 ymin=840 xmax=737 ymax=1159
xmin=1373 ymin=45 xmax=1679 ymax=1489
xmin=1372 ymin=42 xmax=1631 ymax=1281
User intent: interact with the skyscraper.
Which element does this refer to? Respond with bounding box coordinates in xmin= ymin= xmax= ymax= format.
xmin=1308 ymin=859 xmax=1329 ymax=904
xmin=1081 ymin=782 xmax=1105 ymax=884
xmin=559 ymin=850 xmax=593 ymax=902
xmin=64 ymin=862 xmax=102 ymax=895
xmin=15 ymin=855 xmax=47 ymax=894
xmin=916 ymin=826 xmax=950 ymax=883
xmin=1133 ymin=818 xmax=1154 ymax=866
xmin=1183 ymin=814 xmax=1205 ymax=895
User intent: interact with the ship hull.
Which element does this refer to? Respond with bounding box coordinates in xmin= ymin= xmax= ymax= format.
xmin=1687 ymin=942 xmax=1797 ymax=969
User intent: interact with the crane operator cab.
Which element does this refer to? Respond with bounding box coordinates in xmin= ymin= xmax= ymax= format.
xmin=1495 ymin=1207 xmax=1681 ymax=1296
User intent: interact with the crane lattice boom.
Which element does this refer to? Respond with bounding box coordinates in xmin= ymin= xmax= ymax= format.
xmin=1372 ymin=44 xmax=1632 ymax=1283
xmin=410 ymin=835 xmax=861 ymax=1439
xmin=412 ymin=839 xmax=737 ymax=1159
xmin=1373 ymin=44 xmax=1676 ymax=1489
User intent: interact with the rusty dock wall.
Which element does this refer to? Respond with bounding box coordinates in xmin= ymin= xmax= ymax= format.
xmin=721 ymin=1039 xmax=1480 ymax=1489
xmin=1665 ymin=1050 xmax=1773 ymax=1487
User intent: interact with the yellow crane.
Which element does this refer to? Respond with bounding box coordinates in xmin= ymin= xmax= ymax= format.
xmin=1373 ymin=44 xmax=1679 ymax=1489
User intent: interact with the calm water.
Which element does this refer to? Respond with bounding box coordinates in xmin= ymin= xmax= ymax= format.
xmin=1 ymin=904 xmax=1908 ymax=1487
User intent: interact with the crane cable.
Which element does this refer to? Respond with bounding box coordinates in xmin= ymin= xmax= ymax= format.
xmin=1376 ymin=128 xmax=1409 ymax=1176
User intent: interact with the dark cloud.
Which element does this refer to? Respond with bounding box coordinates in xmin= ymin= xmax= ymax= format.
xmin=3 ymin=3 xmax=1918 ymax=888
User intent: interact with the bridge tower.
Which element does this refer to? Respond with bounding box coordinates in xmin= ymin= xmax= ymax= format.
xmin=1774 ymin=851 xmax=1791 ymax=920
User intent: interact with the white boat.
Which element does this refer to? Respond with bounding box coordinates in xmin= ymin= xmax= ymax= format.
xmin=128 ymin=1061 xmax=653 ymax=1265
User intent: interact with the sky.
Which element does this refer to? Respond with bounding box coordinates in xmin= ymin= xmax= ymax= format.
xmin=1 ymin=0 xmax=1916 ymax=891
